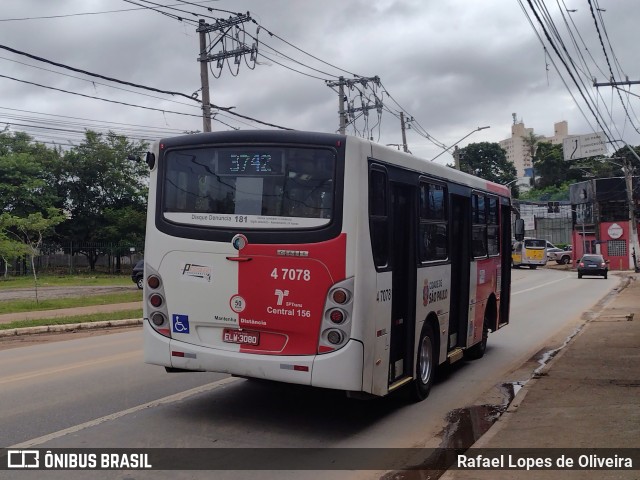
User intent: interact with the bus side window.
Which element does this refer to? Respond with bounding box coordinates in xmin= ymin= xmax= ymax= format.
xmin=369 ymin=168 xmax=389 ymax=268
xmin=418 ymin=181 xmax=448 ymax=262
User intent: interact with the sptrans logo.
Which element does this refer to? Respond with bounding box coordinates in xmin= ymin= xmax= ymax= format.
xmin=274 ymin=289 xmax=290 ymax=306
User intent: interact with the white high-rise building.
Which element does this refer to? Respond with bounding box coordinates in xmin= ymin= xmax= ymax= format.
xmin=499 ymin=117 xmax=570 ymax=180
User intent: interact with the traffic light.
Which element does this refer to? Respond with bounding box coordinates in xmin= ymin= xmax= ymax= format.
xmin=547 ymin=201 xmax=560 ymax=213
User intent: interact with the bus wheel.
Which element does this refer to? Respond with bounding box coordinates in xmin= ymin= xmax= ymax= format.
xmin=465 ymin=314 xmax=488 ymax=360
xmin=530 ymin=265 xmax=537 ymax=270
xmin=410 ymin=323 xmax=436 ymax=402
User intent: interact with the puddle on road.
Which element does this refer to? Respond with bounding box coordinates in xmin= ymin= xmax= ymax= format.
xmin=380 ymin=383 xmax=521 ymax=480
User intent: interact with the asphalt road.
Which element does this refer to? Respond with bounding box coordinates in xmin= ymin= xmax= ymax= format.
xmin=0 ymin=268 xmax=620 ymax=480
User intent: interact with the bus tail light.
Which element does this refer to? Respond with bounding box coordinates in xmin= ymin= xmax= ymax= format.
xmin=151 ymin=312 xmax=166 ymax=327
xmin=331 ymin=288 xmax=349 ymax=304
xmin=149 ymin=294 xmax=164 ymax=308
xmin=327 ymin=329 xmax=343 ymax=345
xmin=318 ymin=277 xmax=354 ymax=354
xmin=329 ymin=309 xmax=345 ymax=324
xmin=147 ymin=275 xmax=161 ymax=289
xmin=144 ymin=263 xmax=171 ymax=338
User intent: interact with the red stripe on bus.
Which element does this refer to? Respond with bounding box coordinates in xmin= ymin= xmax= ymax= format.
xmin=237 ymin=234 xmax=347 ymax=355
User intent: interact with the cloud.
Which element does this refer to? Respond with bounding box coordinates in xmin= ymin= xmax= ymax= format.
xmin=0 ymin=0 xmax=637 ymax=161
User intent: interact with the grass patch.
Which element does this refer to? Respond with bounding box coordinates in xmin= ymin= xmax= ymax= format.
xmin=0 ymin=309 xmax=143 ymax=330
xmin=0 ymin=291 xmax=143 ymax=315
xmin=0 ymin=274 xmax=133 ymax=289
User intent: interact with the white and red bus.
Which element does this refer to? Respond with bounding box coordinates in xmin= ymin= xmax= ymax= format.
xmin=142 ymin=130 xmax=514 ymax=401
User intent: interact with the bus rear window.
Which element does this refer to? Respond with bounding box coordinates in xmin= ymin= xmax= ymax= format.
xmin=162 ymin=146 xmax=335 ymax=229
xmin=524 ymin=239 xmax=546 ymax=249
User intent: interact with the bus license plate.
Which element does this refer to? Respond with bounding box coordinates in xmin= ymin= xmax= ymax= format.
xmin=223 ymin=329 xmax=260 ymax=346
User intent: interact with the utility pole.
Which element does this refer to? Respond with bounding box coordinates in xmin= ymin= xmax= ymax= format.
xmin=621 ymin=147 xmax=640 ymax=272
xmin=400 ymin=112 xmax=409 ymax=153
xmin=593 ymin=78 xmax=640 ymax=87
xmin=338 ymin=77 xmax=346 ymax=134
xmin=325 ymin=76 xmax=380 ymax=135
xmin=198 ymin=19 xmax=212 ymax=132
xmin=607 ymin=141 xmax=640 ymax=271
xmin=197 ymin=13 xmax=255 ymax=133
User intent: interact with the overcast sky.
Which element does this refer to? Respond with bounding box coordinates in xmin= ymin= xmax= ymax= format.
xmin=1 ymin=0 xmax=638 ymax=164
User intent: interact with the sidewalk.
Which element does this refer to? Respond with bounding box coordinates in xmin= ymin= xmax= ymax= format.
xmin=0 ymin=302 xmax=142 ymax=337
xmin=442 ymin=272 xmax=640 ymax=479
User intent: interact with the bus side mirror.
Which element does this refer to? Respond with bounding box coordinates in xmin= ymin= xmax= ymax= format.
xmin=514 ymin=218 xmax=525 ymax=241
xmin=146 ymin=152 xmax=156 ymax=169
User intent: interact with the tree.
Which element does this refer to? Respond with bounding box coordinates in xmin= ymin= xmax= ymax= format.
xmin=0 ymin=208 xmax=65 ymax=294
xmin=522 ymin=131 xmax=543 ymax=187
xmin=608 ymin=145 xmax=640 ymax=176
xmin=518 ymin=182 xmax=570 ymax=202
xmin=0 ymin=130 xmax=63 ymax=217
xmin=58 ymin=131 xmax=148 ymax=270
xmin=532 ymin=142 xmax=584 ymax=188
xmin=0 ymin=231 xmax=28 ymax=278
xmin=456 ymin=142 xmax=517 ymax=186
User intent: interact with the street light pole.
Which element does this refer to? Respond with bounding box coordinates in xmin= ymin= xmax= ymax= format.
xmin=430 ymin=126 xmax=490 ymax=164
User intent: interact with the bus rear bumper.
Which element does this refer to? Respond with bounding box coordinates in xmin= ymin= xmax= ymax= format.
xmin=144 ymin=321 xmax=364 ymax=392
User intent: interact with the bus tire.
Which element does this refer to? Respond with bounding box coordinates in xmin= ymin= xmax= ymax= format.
xmin=530 ymin=265 xmax=537 ymax=270
xmin=410 ymin=323 xmax=436 ymax=402
xmin=465 ymin=313 xmax=489 ymax=360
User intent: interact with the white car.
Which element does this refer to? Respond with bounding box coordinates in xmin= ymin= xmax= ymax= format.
xmin=553 ymin=247 xmax=573 ymax=265
xmin=546 ymin=247 xmax=564 ymax=260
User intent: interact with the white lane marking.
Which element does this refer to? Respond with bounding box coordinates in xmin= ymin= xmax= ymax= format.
xmin=0 ymin=351 xmax=140 ymax=385
xmin=10 ymin=376 xmax=239 ymax=448
xmin=512 ymin=274 xmax=573 ymax=296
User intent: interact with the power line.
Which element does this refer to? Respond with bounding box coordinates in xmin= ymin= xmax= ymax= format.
xmin=121 ymin=0 xmax=200 ymax=24
xmin=517 ymin=0 xmax=600 ymax=136
xmin=0 ymin=43 xmax=199 ymax=103
xmin=587 ymin=0 xmax=640 ymax=135
xmin=522 ymin=0 xmax=614 ymax=142
xmin=0 ymin=73 xmax=292 ymax=130
xmin=0 ymin=43 xmax=292 ymax=130
xmin=0 ymin=106 xmax=186 ymax=134
xmin=0 ymin=1 xmax=218 ymax=22
xmin=0 ymin=55 xmax=200 ymax=109
xmin=0 ymin=73 xmax=203 ymax=119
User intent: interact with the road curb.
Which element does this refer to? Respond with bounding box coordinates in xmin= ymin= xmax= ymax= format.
xmin=0 ymin=318 xmax=143 ymax=338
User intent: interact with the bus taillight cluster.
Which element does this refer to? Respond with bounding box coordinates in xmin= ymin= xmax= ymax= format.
xmin=318 ymin=278 xmax=355 ymax=352
xmin=144 ymin=266 xmax=170 ymax=337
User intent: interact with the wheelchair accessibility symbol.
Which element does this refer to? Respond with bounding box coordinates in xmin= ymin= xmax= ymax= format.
xmin=172 ymin=314 xmax=190 ymax=334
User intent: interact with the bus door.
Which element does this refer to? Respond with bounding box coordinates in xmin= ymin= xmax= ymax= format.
xmin=448 ymin=194 xmax=471 ymax=351
xmin=388 ymin=182 xmax=417 ymax=385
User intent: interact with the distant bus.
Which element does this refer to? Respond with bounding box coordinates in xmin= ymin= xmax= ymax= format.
xmin=142 ymin=130 xmax=514 ymax=401
xmin=511 ymin=238 xmax=547 ymax=269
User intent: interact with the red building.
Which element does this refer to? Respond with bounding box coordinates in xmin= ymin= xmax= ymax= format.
xmin=569 ymin=177 xmax=640 ymax=270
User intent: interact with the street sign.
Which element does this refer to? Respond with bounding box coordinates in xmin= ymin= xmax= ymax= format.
xmin=521 ymin=214 xmax=535 ymax=231
xmin=562 ymin=132 xmax=607 ymax=160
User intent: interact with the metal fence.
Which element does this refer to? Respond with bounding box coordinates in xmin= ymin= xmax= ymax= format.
xmin=3 ymin=241 xmax=144 ymax=276
xmin=516 ymin=201 xmax=574 ymax=247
